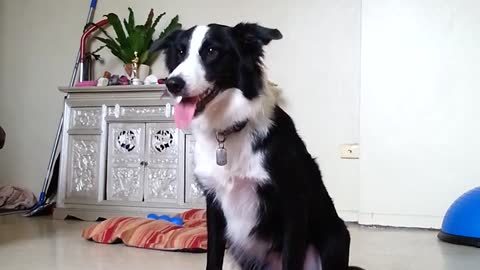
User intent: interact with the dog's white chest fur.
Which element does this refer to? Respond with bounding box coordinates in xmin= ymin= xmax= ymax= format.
xmin=192 ymin=124 xmax=271 ymax=255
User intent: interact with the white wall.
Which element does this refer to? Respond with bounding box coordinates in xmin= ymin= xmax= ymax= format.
xmin=0 ymin=0 xmax=362 ymax=218
xmin=360 ymin=0 xmax=480 ymax=228
xmin=2 ymin=0 xmax=478 ymax=229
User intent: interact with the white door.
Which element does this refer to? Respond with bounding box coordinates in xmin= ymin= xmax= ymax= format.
xmin=106 ymin=123 xmax=145 ymax=201
xmin=143 ymin=123 xmax=184 ymax=203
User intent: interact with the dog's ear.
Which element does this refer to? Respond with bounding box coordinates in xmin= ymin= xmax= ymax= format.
xmin=232 ymin=23 xmax=283 ymax=46
xmin=149 ymin=29 xmax=181 ymax=52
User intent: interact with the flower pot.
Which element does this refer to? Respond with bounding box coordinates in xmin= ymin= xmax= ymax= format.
xmin=125 ymin=64 xmax=151 ymax=81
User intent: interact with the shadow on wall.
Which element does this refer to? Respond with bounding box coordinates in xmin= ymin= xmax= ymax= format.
xmin=0 ymin=126 xmax=5 ymax=149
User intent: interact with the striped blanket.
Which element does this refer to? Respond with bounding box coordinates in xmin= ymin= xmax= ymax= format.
xmin=82 ymin=209 xmax=207 ymax=252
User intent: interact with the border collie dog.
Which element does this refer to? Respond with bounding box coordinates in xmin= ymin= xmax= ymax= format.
xmin=151 ymin=23 xmax=362 ymax=270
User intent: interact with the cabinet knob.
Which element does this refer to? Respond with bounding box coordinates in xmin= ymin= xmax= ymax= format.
xmin=140 ymin=161 xmax=148 ymax=167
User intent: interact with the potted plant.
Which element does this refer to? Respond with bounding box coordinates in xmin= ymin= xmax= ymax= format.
xmin=96 ymin=8 xmax=181 ymax=80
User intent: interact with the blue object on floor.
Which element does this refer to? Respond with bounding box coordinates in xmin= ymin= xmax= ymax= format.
xmin=147 ymin=213 xmax=184 ymax=226
xmin=438 ymin=187 xmax=480 ymax=248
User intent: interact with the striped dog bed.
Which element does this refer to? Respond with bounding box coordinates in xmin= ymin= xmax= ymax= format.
xmin=82 ymin=209 xmax=207 ymax=252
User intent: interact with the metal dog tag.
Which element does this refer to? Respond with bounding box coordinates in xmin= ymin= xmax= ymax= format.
xmin=216 ymin=147 xmax=227 ymax=166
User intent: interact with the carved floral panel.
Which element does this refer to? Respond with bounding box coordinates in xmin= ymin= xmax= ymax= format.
xmin=145 ymin=168 xmax=177 ymax=200
xmin=67 ymin=136 xmax=99 ymax=199
xmin=110 ymin=167 xmax=143 ymax=201
xmin=71 ymin=108 xmax=102 ymax=129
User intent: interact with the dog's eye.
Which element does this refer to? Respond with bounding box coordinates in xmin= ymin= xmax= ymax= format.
xmin=207 ymin=47 xmax=218 ymax=57
xmin=177 ymin=48 xmax=185 ymax=57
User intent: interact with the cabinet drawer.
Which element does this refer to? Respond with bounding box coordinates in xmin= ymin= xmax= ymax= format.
xmin=70 ymin=107 xmax=102 ymax=129
xmin=107 ymin=105 xmax=173 ymax=121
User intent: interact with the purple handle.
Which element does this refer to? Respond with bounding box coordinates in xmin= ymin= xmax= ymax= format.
xmin=90 ymin=0 xmax=97 ymax=8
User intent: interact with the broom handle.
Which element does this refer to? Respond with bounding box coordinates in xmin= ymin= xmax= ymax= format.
xmin=39 ymin=0 xmax=99 ymax=201
xmin=68 ymin=0 xmax=98 ymax=86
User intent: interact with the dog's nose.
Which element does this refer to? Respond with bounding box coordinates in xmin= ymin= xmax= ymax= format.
xmin=166 ymin=76 xmax=186 ymax=95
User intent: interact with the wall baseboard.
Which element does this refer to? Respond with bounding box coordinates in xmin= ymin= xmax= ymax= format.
xmin=339 ymin=211 xmax=443 ymax=229
xmin=358 ymin=212 xmax=443 ymax=229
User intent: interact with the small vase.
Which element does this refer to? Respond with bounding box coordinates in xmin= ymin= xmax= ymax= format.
xmin=124 ymin=64 xmax=151 ymax=82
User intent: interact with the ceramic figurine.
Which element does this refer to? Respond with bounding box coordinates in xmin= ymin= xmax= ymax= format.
xmin=103 ymin=71 xmax=112 ymax=79
xmin=131 ymin=51 xmax=143 ymax=86
xmin=119 ymin=75 xmax=130 ymax=85
xmin=109 ymin=75 xmax=121 ymax=85
xmin=97 ymin=77 xmax=109 ymax=87
xmin=144 ymin=74 xmax=158 ymax=85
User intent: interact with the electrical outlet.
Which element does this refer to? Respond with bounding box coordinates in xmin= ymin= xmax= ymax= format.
xmin=340 ymin=144 xmax=359 ymax=159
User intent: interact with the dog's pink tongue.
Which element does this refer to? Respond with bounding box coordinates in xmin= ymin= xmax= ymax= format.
xmin=174 ymin=98 xmax=198 ymax=130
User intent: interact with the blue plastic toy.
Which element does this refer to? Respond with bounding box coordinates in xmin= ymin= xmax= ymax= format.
xmin=438 ymin=187 xmax=480 ymax=247
xmin=147 ymin=213 xmax=184 ymax=226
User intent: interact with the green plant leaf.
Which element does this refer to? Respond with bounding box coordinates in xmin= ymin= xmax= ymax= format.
xmin=92 ymin=22 xmax=117 ymax=42
xmin=95 ymin=37 xmax=120 ymax=53
xmin=111 ymin=50 xmax=129 ymax=64
xmin=92 ymin=23 xmax=132 ymax=63
xmin=90 ymin=45 xmax=106 ymax=55
xmin=159 ymin=15 xmax=182 ymax=40
xmin=105 ymin=13 xmax=128 ymax=47
xmin=146 ymin=12 xmax=166 ymax=44
xmin=123 ymin=19 xmax=132 ymax=35
xmin=95 ymin=37 xmax=126 ymax=62
xmin=145 ymin=13 xmax=166 ymax=64
xmin=151 ymin=12 xmax=165 ymax=30
xmin=128 ymin=7 xmax=135 ymax=32
xmin=95 ymin=37 xmax=118 ymax=50
xmin=129 ymin=26 xmax=147 ymax=52
xmin=146 ymin=15 xmax=181 ymax=64
xmin=139 ymin=50 xmax=149 ymax=64
xmin=145 ymin=9 xmax=154 ymax=28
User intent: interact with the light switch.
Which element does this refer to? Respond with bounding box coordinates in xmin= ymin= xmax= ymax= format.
xmin=340 ymin=144 xmax=360 ymax=159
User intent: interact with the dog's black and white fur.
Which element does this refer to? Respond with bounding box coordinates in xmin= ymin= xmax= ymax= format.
xmin=151 ymin=23 xmax=362 ymax=270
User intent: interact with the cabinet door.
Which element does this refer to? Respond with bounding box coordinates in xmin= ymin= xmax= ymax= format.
xmin=144 ymin=123 xmax=183 ymax=203
xmin=106 ymin=123 xmax=145 ymax=201
xmin=185 ymin=134 xmax=205 ymax=205
xmin=65 ymin=135 xmax=101 ymax=202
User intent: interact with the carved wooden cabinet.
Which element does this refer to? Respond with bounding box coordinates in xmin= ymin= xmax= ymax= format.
xmin=54 ymin=85 xmax=203 ymax=221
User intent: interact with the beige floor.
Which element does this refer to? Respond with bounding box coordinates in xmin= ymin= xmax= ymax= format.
xmin=0 ymin=215 xmax=478 ymax=270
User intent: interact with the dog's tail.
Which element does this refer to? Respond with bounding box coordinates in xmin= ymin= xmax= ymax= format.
xmin=349 ymin=266 xmax=365 ymax=270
